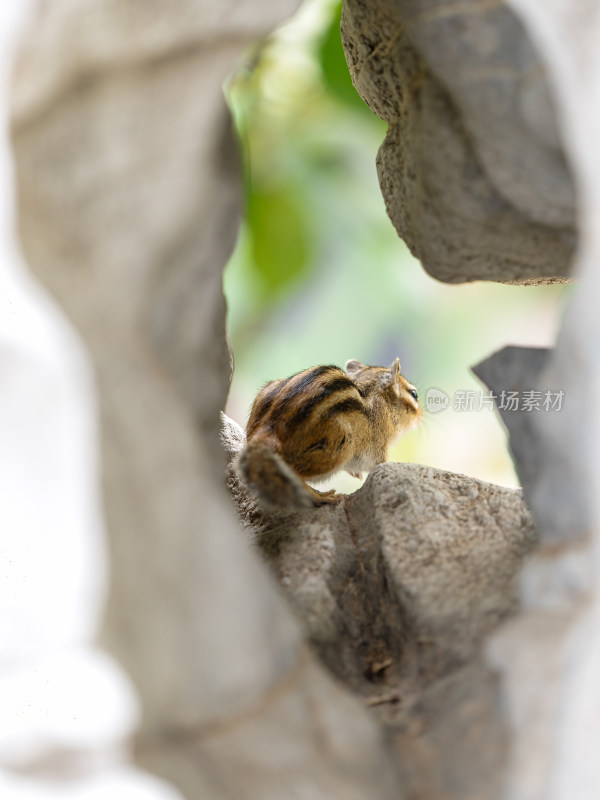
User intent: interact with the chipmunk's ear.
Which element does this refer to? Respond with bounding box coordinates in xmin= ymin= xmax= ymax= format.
xmin=345 ymin=359 xmax=367 ymax=377
xmin=389 ymin=357 xmax=402 ymax=383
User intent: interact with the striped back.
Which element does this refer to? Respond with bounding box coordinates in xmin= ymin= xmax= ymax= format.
xmin=246 ymin=364 xmax=366 ymax=439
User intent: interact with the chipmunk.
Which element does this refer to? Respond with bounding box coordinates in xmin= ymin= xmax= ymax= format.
xmin=234 ymin=358 xmax=422 ymax=509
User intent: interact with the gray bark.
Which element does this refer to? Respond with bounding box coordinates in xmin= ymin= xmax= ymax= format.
xmin=8 ymin=0 xmax=600 ymax=797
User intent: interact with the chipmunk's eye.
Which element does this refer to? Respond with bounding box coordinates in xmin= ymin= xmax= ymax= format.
xmin=409 ymin=388 xmax=418 ymax=400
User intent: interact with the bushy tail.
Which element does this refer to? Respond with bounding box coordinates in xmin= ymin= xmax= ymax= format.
xmin=234 ymin=439 xmax=315 ymax=510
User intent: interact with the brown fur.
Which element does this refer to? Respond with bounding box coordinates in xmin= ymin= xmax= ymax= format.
xmin=235 ymin=358 xmax=422 ymax=508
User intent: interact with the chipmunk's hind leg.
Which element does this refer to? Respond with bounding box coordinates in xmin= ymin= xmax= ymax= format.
xmin=286 ymin=424 xmax=353 ymax=481
xmin=281 ymin=426 xmax=353 ymax=506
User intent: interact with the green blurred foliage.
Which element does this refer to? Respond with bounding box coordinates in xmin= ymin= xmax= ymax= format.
xmin=319 ymin=2 xmax=372 ymax=113
xmin=246 ymin=183 xmax=311 ymax=301
xmin=223 ymin=0 xmax=569 ymax=489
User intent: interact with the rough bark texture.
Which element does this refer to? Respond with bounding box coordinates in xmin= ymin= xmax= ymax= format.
xmin=474 ymin=3 xmax=600 ymax=795
xmin=341 ymin=0 xmax=576 ymax=283
xmin=223 ymin=415 xmax=538 ymax=800
xmin=11 ymin=2 xmax=403 ymax=799
xmin=9 ymin=0 xmax=600 ymax=798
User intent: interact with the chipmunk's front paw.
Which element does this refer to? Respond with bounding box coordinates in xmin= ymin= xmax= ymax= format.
xmin=312 ymin=488 xmax=344 ymax=506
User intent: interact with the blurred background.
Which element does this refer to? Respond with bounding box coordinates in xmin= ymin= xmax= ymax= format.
xmin=224 ymin=0 xmax=569 ymax=490
xmin=0 ymin=1 xmax=584 ymax=798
